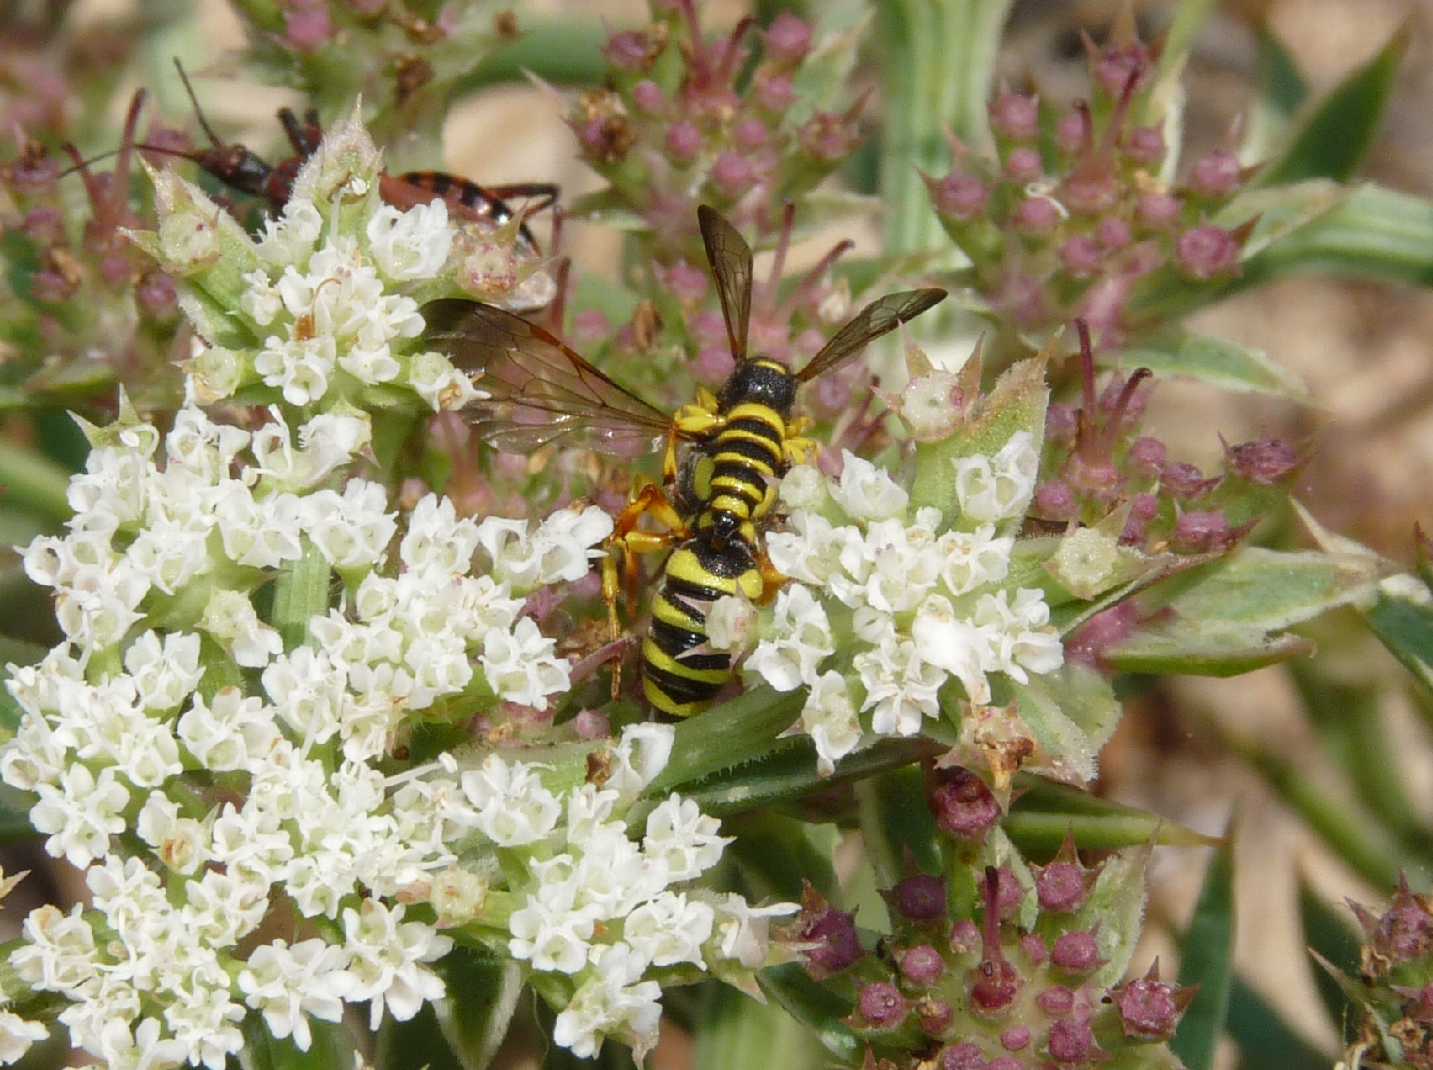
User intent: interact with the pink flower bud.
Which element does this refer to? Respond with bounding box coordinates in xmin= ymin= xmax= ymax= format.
xmin=1227 ymin=438 xmax=1299 ymax=484
xmin=1174 ymin=509 xmax=1231 ymax=554
xmin=934 ymin=174 xmax=989 ymax=221
xmin=941 ymin=1043 xmax=986 ymax=1070
xmin=1125 ymin=125 xmax=1166 ymax=167
xmin=1014 ymin=196 xmax=1061 ymax=234
xmin=765 ymin=13 xmax=812 ymax=64
xmin=798 ymin=903 xmax=863 ymax=977
xmin=1035 ymin=481 xmax=1078 ymax=521
xmin=991 ymin=92 xmax=1040 ymax=141
xmin=1020 ymin=933 xmax=1048 ymax=965
xmin=665 ymin=120 xmax=702 ymax=164
xmin=573 ymin=709 xmax=610 ymax=739
xmin=283 ymin=3 xmax=334 ymax=52
xmin=1175 ymin=225 xmax=1239 ymax=280
xmin=900 ymin=945 xmax=946 ymax=986
xmin=799 ymin=112 xmax=860 ymax=162
xmin=1097 ymin=217 xmax=1132 ymax=250
xmin=1190 ymin=149 xmax=1242 ymax=198
xmin=1001 ymin=1026 xmax=1031 ymax=1051
xmin=1063 ymin=171 xmax=1120 ymax=216
xmin=918 ymin=998 xmax=953 ymax=1035
xmin=1036 ymin=861 xmax=1089 ymax=912
xmin=988 ymin=1058 xmax=1022 ymax=1070
xmin=1048 ymin=1017 xmax=1098 ymax=1062
xmin=734 ymin=117 xmax=769 ymax=150
xmin=1095 ymin=44 xmax=1153 ymax=97
xmin=571 ymin=309 xmax=611 ymax=344
xmin=1037 ymin=984 xmax=1076 ymax=1015
xmin=1162 ymin=461 xmax=1215 ymax=499
xmin=1135 ymin=192 xmax=1182 ymax=230
xmin=950 ymin=920 xmax=980 ymax=954
xmin=632 ymin=80 xmax=666 ymax=115
xmin=1128 ymin=436 xmax=1166 ymax=475
xmin=1004 ymin=146 xmax=1043 ymax=182
xmin=756 ymin=73 xmax=796 ymax=112
xmin=1051 ymin=929 xmax=1102 ymax=973
xmin=1057 ymin=108 xmax=1091 ymax=154
xmin=603 ymin=31 xmax=655 ymax=72
xmin=710 ymin=151 xmax=756 ymax=196
xmin=1115 ymin=976 xmax=1185 ymax=1039
xmin=1060 ymin=236 xmax=1102 ymax=278
xmin=931 ymin=768 xmax=1001 ymax=842
xmin=857 ymin=981 xmax=908 ymax=1028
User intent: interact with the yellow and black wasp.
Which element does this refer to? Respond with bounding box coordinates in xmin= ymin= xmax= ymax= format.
xmin=425 ymin=206 xmax=946 ymax=717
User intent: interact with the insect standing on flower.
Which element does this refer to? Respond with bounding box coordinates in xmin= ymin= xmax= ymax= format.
xmin=425 ymin=206 xmax=946 ymax=717
xmin=89 ymin=59 xmax=559 ymax=251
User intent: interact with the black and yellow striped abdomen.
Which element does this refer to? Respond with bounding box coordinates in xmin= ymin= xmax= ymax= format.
xmin=642 ymin=540 xmax=764 ymax=718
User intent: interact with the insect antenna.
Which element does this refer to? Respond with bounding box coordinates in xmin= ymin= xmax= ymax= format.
xmin=172 ymin=57 xmax=225 ymax=149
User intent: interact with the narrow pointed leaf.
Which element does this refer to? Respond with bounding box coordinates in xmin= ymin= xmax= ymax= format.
xmin=243 ymin=1016 xmax=349 ymax=1070
xmin=729 ymin=813 xmax=839 ymax=901
xmin=1240 ymin=25 xmax=1309 ymax=162
xmin=271 ymin=538 xmax=332 ymax=650
xmin=644 ymin=687 xmax=805 ymax=796
xmin=1226 ymin=975 xmax=1332 ymax=1069
xmin=1173 ymin=830 xmax=1235 ymax=1070
xmin=1003 ymin=774 xmax=1221 ymax=856
xmin=1079 ymin=847 xmax=1150 ymax=990
xmin=433 ymin=950 xmax=525 ymax=1070
xmin=696 ymin=984 xmax=824 ymax=1070
xmin=856 ymin=765 xmax=941 ymax=886
xmin=1116 ymin=328 xmax=1309 ymax=401
xmin=1363 ymin=588 xmax=1433 ymax=693
xmin=1297 ymin=877 xmax=1362 ymax=1031
xmin=758 ymin=963 xmax=861 ymax=1066
xmin=1255 ymin=24 xmax=1407 ymax=187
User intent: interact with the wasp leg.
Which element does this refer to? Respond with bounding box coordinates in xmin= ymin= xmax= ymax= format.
xmin=602 ymin=483 xmax=691 ymax=699
xmin=783 ymin=435 xmax=820 ymax=467
xmin=756 ymin=550 xmax=788 ymax=607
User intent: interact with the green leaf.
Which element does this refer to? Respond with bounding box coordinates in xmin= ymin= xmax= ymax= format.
xmin=696 ymin=984 xmax=825 ymax=1070
xmin=1255 ymin=24 xmax=1407 ymax=187
xmin=642 ymin=687 xmax=805 ymax=797
xmin=0 ymin=441 xmax=72 ymax=524
xmin=757 ymin=963 xmax=860 ymax=1066
xmin=1076 ymin=846 xmax=1150 ymax=990
xmin=1297 ymin=876 xmax=1362 ymax=1031
xmin=1173 ymin=830 xmax=1235 ymax=1070
xmin=1363 ymin=587 xmax=1433 ymax=693
xmin=1117 ymin=328 xmax=1309 ymax=401
xmin=1005 ymin=663 xmax=1121 ymax=785
xmin=856 ymin=765 xmax=941 ymax=887
xmin=729 ymin=813 xmax=838 ymax=901
xmin=1227 ymin=975 xmax=1332 ymax=1069
xmin=270 ymin=538 xmax=332 ymax=650
xmin=1105 ymin=548 xmax=1384 ymax=677
xmin=462 ymin=18 xmax=608 ymax=90
xmin=1240 ymin=26 xmax=1309 ymax=163
xmin=1003 ymin=774 xmax=1222 ymax=856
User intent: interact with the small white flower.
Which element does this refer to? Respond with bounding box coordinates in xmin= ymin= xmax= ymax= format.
xmin=953 ymin=431 xmax=1039 ymax=523
xmin=797 ymin=670 xmax=862 ymax=776
xmin=366 ymin=200 xmax=453 ymax=281
xmin=746 ymin=584 xmax=834 ymax=691
xmin=122 ymin=630 xmax=204 ymax=711
xmin=95 ymin=1016 xmax=188 ymax=1070
xmin=911 ymin=593 xmax=992 ymax=706
xmin=706 ymin=594 xmax=756 ymax=652
xmin=508 ymin=879 xmax=595 ymax=974
xmin=854 ymin=636 xmax=946 ymax=736
xmin=552 ymin=943 xmax=662 ymax=1061
xmin=642 ymin=795 xmax=729 ymax=882
xmin=480 ymin=618 xmax=569 ymax=708
xmin=704 ymin=892 xmax=800 ymax=969
xmin=340 ymin=898 xmax=453 ymax=1030
xmin=239 ymin=939 xmax=356 ymax=1052
xmin=0 ymin=1011 xmax=47 ymax=1065
xmin=12 ymin=904 xmax=98 ymax=996
xmin=604 ymin=723 xmax=675 ymax=797
xmin=303 ymin=479 xmax=396 ymax=570
xmin=778 ymin=464 xmax=828 ymax=511
xmin=829 ymin=451 xmax=909 ymax=521
xmin=256 ymin=197 xmax=324 ymax=265
xmin=407 ymin=350 xmax=487 ymax=411
xmin=199 ymin=589 xmax=283 ymax=669
xmin=460 ymin=755 xmax=562 ymax=846
xmin=624 ymin=892 xmax=715 ymax=969
xmin=938 ymin=523 xmax=1013 ymax=596
xmin=136 ymin=792 xmax=208 ymax=875
xmin=30 ymin=764 xmax=129 ymax=868
xmin=400 ymin=494 xmax=480 ymax=576
xmin=972 ymin=587 xmax=1064 ymax=683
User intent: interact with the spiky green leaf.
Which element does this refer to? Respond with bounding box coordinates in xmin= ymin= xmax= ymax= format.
xmin=1173 ymin=832 xmax=1235 ymax=1070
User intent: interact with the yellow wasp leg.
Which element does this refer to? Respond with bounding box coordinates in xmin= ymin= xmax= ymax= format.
xmin=755 ymin=550 xmax=788 ymax=607
xmin=784 ymin=435 xmax=820 ymax=467
xmin=602 ymin=482 xmax=691 ymax=699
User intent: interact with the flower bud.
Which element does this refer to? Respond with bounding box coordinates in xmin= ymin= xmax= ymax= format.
xmin=991 ymin=92 xmax=1040 ymax=141
xmin=632 ymin=80 xmax=666 ymax=115
xmin=931 ymin=767 xmax=1001 ymax=842
xmin=1095 ymin=44 xmax=1152 ymax=97
xmin=1020 ymin=933 xmax=1048 ymax=965
xmin=1036 ymin=862 xmax=1090 ymax=913
xmin=136 ymin=269 xmax=178 ymax=321
xmin=283 ymin=2 xmax=335 ymax=52
xmin=1125 ymin=125 xmax=1166 ymax=167
xmin=917 ymin=997 xmax=953 ymax=1035
xmin=1190 ymin=149 xmax=1242 ymax=198
xmin=1161 ymin=462 xmax=1215 ymax=500
xmin=940 ymin=1043 xmax=986 ymax=1070
xmin=1172 ymin=510 xmax=1230 ymax=552
xmin=1048 ymin=1017 xmax=1098 ymax=1062
xmin=1175 ymin=225 xmax=1239 ymax=280
xmin=1057 ymin=108 xmax=1091 ymax=154
xmin=798 ymin=899 xmax=863 ymax=978
xmin=710 ymin=152 xmax=756 ymax=197
xmin=1063 ymin=171 xmax=1119 ymax=216
xmin=1004 ymin=146 xmax=1042 ymax=182
xmin=1096 ymin=217 xmax=1132 ymax=250
xmin=857 ymin=982 xmax=908 ymax=1028
xmin=1226 ymin=438 xmax=1299 ymax=485
xmin=900 ymin=945 xmax=946 ymax=986
xmin=1001 ymin=1026 xmax=1031 ymax=1051
xmin=799 ymin=112 xmax=860 ymax=162
xmin=1014 ymin=196 xmax=1061 ymax=235
xmin=1135 ymin=192 xmax=1181 ymax=230
xmin=756 ymin=73 xmax=796 ymax=112
xmin=573 ymin=709 xmax=610 ymax=739
xmin=988 ymin=1058 xmax=1021 ymax=1070
xmin=664 ymin=120 xmax=702 ymax=164
xmin=706 ymin=595 xmax=756 ymax=652
xmin=604 ymin=30 xmax=657 ymax=72
xmin=1034 ymin=481 xmax=1078 ymax=522
xmin=1051 ymin=929 xmax=1102 ymax=973
xmin=1037 ymin=984 xmax=1075 ymax=1015
xmin=765 ymin=13 xmax=812 ymax=64
xmin=1115 ymin=975 xmax=1185 ymax=1039
xmin=1127 ymin=436 xmax=1166 ymax=476
xmin=1046 ymin=403 xmax=1078 ymax=447
xmin=1059 ymin=236 xmax=1102 ymax=278
xmin=734 ymin=117 xmax=770 ymax=151
xmin=933 ymin=174 xmax=990 ymax=221
xmin=892 ymin=874 xmax=947 ymax=922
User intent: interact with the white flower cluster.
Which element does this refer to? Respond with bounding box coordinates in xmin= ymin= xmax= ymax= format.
xmin=135 ymin=108 xmax=552 ymax=413
xmin=0 ymin=401 xmax=643 ymax=1066
xmin=445 ymin=724 xmax=797 ymax=1060
xmin=746 ymin=436 xmax=1062 ymax=775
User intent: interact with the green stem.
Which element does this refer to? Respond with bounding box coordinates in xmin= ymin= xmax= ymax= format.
xmin=460 ymin=19 xmax=609 ymax=92
xmin=271 ymin=538 xmax=332 ymax=650
xmin=0 ymin=442 xmax=72 ymax=524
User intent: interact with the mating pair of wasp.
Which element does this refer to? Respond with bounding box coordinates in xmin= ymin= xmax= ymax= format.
xmin=427 ymin=208 xmax=947 ymax=718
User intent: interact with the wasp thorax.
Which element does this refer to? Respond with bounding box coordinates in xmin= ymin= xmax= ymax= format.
xmin=717 ymin=357 xmax=796 ymax=415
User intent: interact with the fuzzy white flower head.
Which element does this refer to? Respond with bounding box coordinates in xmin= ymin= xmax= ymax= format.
xmin=642 ymin=795 xmax=729 ymax=882
xmin=624 ymin=892 xmax=715 ymax=970
xmin=854 ymin=636 xmax=947 ymax=737
xmin=339 ymin=898 xmax=452 ymax=1030
xmin=829 ymin=451 xmax=909 ymax=521
xmin=605 ymin=723 xmax=675 ymax=796
xmin=797 ymin=670 xmax=863 ymax=776
xmin=480 ymin=618 xmax=569 ymax=708
xmin=972 ymin=587 xmax=1064 ymax=683
xmin=938 ymin=523 xmax=1014 ymax=596
xmin=553 ymin=943 xmax=663 ymax=1061
xmin=911 ymin=594 xmax=993 ymax=706
xmin=953 ymin=430 xmax=1040 ymax=523
xmin=778 ymin=463 xmax=829 ymax=512
xmin=367 ymin=200 xmax=453 ymax=281
xmin=746 ymin=584 xmax=834 ymax=691
xmin=239 ymin=938 xmax=356 ymax=1052
xmin=256 ymin=197 xmax=324 ymax=266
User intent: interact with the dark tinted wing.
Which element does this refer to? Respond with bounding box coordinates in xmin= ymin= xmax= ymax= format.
xmin=424 ymin=298 xmax=675 ymax=456
xmin=795 ymin=288 xmax=948 ymax=383
xmin=697 ymin=205 xmax=753 ymax=362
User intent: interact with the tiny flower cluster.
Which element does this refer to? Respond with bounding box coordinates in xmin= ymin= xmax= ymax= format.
xmin=741 ymin=438 xmax=1061 ymax=774
xmin=929 ymin=21 xmax=1252 ymax=340
xmin=127 ymin=107 xmax=552 ymax=413
xmin=0 ymin=393 xmax=634 ymax=1065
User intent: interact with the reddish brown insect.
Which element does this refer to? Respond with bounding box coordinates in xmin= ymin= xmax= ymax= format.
xmin=113 ymin=60 xmax=559 ymax=250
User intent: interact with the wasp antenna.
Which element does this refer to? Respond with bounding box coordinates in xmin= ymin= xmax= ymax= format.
xmin=172 ymin=57 xmax=223 ymax=148
xmin=54 ymin=147 xmax=122 ymax=180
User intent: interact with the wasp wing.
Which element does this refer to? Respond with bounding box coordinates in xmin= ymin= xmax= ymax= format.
xmin=795 ymin=288 xmax=948 ymax=383
xmin=697 ymin=205 xmax=753 ymax=362
xmin=424 ymin=298 xmax=676 ymax=456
